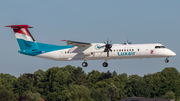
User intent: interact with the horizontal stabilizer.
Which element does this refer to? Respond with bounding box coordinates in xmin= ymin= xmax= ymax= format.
xmin=5 ymin=25 xmax=33 ymax=28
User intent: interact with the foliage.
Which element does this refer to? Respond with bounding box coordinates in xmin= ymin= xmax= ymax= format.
xmin=70 ymin=67 xmax=88 ymax=86
xmin=13 ymin=74 xmax=36 ymax=96
xmin=0 ymin=66 xmax=180 ymax=100
xmin=107 ymin=83 xmax=119 ymax=101
xmin=66 ymin=84 xmax=94 ymax=101
xmin=91 ymin=88 xmax=108 ymax=101
xmin=125 ymin=75 xmax=151 ymax=97
xmin=0 ymin=89 xmax=16 ymax=101
xmin=163 ymin=91 xmax=175 ymax=99
xmin=87 ymin=70 xmax=101 ymax=88
xmin=26 ymin=92 xmax=42 ymax=101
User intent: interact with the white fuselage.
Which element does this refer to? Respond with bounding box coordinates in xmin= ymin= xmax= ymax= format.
xmin=35 ymin=43 xmax=176 ymax=61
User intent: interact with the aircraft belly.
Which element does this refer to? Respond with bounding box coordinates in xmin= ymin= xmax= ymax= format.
xmin=36 ymin=50 xmax=61 ymax=61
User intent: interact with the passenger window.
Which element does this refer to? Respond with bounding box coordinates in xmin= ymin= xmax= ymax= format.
xmin=122 ymin=49 xmax=123 ymax=52
xmin=124 ymin=49 xmax=126 ymax=51
xmin=127 ymin=49 xmax=128 ymax=51
xmin=138 ymin=49 xmax=139 ymax=51
xmin=119 ymin=49 xmax=121 ymax=51
xmin=129 ymin=49 xmax=131 ymax=51
xmin=132 ymin=49 xmax=134 ymax=51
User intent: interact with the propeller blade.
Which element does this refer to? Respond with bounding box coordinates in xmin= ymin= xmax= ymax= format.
xmin=104 ymin=48 xmax=108 ymax=52
xmin=109 ymin=48 xmax=112 ymax=52
xmin=99 ymin=45 xmax=106 ymax=48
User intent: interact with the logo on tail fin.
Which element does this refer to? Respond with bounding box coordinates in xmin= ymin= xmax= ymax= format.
xmin=5 ymin=25 xmax=38 ymax=50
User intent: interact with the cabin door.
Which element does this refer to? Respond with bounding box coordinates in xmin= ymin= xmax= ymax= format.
xmin=136 ymin=47 xmax=141 ymax=56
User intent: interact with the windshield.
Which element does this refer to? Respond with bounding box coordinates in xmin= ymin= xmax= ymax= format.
xmin=155 ymin=46 xmax=166 ymax=48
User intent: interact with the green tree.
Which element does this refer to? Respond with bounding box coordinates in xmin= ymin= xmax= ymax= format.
xmin=34 ymin=69 xmax=46 ymax=96
xmin=87 ymin=70 xmax=101 ymax=88
xmin=26 ymin=92 xmax=42 ymax=101
xmin=0 ymin=73 xmax=16 ymax=92
xmin=125 ymin=75 xmax=151 ymax=97
xmin=70 ymin=67 xmax=88 ymax=86
xmin=161 ymin=67 xmax=180 ymax=98
xmin=112 ymin=71 xmax=117 ymax=77
xmin=99 ymin=71 xmax=112 ymax=81
xmin=113 ymin=74 xmax=128 ymax=99
xmin=163 ymin=91 xmax=175 ymax=99
xmin=38 ymin=67 xmax=70 ymax=100
xmin=0 ymin=89 xmax=16 ymax=101
xmin=66 ymin=85 xmax=94 ymax=101
xmin=145 ymin=72 xmax=166 ymax=97
xmin=13 ymin=74 xmax=36 ymax=96
xmin=34 ymin=69 xmax=45 ymax=83
xmin=91 ymin=88 xmax=108 ymax=101
xmin=94 ymin=80 xmax=108 ymax=89
xmin=107 ymin=83 xmax=119 ymax=101
xmin=60 ymin=65 xmax=76 ymax=74
xmin=46 ymin=92 xmax=61 ymax=101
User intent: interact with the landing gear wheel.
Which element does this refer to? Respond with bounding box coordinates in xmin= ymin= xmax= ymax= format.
xmin=102 ymin=62 xmax=108 ymax=67
xmin=82 ymin=62 xmax=88 ymax=67
xmin=165 ymin=59 xmax=169 ymax=63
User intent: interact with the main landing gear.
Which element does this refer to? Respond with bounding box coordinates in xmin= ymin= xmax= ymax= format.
xmin=165 ymin=58 xmax=169 ymax=63
xmin=82 ymin=62 xmax=88 ymax=67
xmin=82 ymin=61 xmax=109 ymax=67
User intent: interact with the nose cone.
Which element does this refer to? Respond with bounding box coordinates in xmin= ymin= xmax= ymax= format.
xmin=169 ymin=50 xmax=176 ymax=57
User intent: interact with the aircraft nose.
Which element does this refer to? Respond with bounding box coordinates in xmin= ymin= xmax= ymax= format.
xmin=169 ymin=50 xmax=176 ymax=56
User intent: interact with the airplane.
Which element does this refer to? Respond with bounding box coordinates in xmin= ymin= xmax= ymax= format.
xmin=5 ymin=25 xmax=176 ymax=67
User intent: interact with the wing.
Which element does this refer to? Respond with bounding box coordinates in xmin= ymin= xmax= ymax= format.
xmin=62 ymin=40 xmax=92 ymax=47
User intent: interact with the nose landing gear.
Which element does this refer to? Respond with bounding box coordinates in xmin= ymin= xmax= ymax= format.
xmin=102 ymin=60 xmax=108 ymax=67
xmin=102 ymin=62 xmax=108 ymax=67
xmin=165 ymin=58 xmax=169 ymax=63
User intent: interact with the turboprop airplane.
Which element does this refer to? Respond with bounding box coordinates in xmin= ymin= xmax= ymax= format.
xmin=6 ymin=25 xmax=176 ymax=67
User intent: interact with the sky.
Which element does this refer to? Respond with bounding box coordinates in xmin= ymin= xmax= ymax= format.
xmin=0 ymin=0 xmax=180 ymax=77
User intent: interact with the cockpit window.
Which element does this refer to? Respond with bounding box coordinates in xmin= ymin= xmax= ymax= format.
xmin=160 ymin=46 xmax=166 ymax=48
xmin=155 ymin=46 xmax=166 ymax=48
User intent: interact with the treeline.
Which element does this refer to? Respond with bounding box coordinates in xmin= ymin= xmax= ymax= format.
xmin=0 ymin=65 xmax=180 ymax=101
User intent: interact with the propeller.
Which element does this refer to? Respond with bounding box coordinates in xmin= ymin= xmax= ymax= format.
xmin=104 ymin=38 xmax=112 ymax=58
xmin=123 ymin=38 xmax=132 ymax=45
xmin=127 ymin=38 xmax=132 ymax=44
